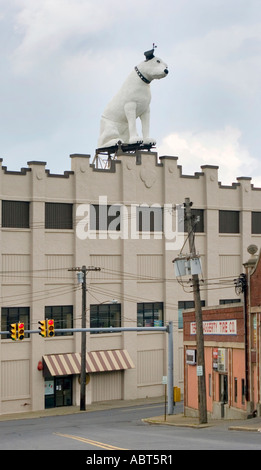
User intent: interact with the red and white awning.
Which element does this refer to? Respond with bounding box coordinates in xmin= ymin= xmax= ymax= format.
xmin=43 ymin=350 xmax=135 ymax=376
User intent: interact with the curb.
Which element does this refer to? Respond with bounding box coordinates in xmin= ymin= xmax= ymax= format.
xmin=143 ymin=418 xmax=211 ymax=428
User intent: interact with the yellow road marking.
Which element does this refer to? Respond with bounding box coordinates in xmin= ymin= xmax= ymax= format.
xmin=54 ymin=432 xmax=128 ymax=450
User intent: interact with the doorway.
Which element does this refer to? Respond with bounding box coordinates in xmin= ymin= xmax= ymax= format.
xmin=45 ymin=376 xmax=72 ymax=408
xmin=219 ymin=374 xmax=228 ymax=403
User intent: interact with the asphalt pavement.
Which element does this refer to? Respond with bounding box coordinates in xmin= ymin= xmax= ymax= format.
xmin=1 ymin=396 xmax=261 ymax=432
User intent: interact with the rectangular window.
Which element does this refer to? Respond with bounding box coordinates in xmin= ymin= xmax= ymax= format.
xmin=1 ymin=307 xmax=30 ymax=339
xmin=242 ymin=379 xmax=245 ymax=405
xmin=209 ymin=374 xmax=212 ymax=397
xmin=178 ymin=300 xmax=205 ymax=329
xmin=219 ymin=210 xmax=240 ymax=234
xmin=219 ymin=299 xmax=241 ymax=305
xmin=137 ymin=206 xmax=163 ymax=232
xmin=90 ymin=205 xmax=121 ymax=231
xmin=137 ymin=302 xmax=164 ymax=327
xmin=45 ymin=203 xmax=73 ymax=229
xmin=45 ymin=305 xmax=73 ymax=336
xmin=252 ymin=212 xmax=261 ymax=234
xmin=90 ymin=303 xmax=121 ymax=332
xmin=234 ymin=377 xmax=238 ymax=403
xmin=2 ymin=200 xmax=30 ymax=228
xmin=183 ymin=209 xmax=204 ymax=233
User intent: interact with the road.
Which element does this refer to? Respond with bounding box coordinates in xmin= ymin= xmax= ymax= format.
xmin=0 ymin=402 xmax=261 ymax=453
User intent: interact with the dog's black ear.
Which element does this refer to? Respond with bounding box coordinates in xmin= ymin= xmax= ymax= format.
xmin=144 ymin=48 xmax=155 ymax=61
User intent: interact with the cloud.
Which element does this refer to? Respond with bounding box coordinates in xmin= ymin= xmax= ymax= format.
xmin=173 ymin=22 xmax=261 ymax=96
xmin=10 ymin=0 xmax=151 ymax=74
xmin=158 ymin=126 xmax=261 ymax=186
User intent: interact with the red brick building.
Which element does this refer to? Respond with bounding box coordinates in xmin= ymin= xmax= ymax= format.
xmin=183 ymin=246 xmax=261 ymax=420
xmin=246 ymin=246 xmax=261 ymax=415
xmin=183 ymin=304 xmax=246 ymax=419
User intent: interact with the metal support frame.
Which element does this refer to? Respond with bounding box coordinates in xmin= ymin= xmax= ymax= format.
xmin=93 ymin=141 xmax=156 ymax=169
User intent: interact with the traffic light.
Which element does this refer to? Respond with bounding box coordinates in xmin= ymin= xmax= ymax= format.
xmin=47 ymin=319 xmax=55 ymax=337
xmin=38 ymin=320 xmax=46 ymax=337
xmin=17 ymin=322 xmax=25 ymax=341
xmin=9 ymin=323 xmax=17 ymax=341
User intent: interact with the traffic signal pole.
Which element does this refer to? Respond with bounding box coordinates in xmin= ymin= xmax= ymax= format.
xmin=3 ymin=269 xmax=174 ymax=414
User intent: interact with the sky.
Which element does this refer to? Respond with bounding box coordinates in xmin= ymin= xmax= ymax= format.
xmin=0 ymin=0 xmax=261 ymax=186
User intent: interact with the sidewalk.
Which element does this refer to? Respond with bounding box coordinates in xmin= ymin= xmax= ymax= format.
xmin=0 ymin=396 xmax=164 ymax=422
xmin=143 ymin=412 xmax=261 ymax=432
xmin=1 ymin=397 xmax=261 ymax=432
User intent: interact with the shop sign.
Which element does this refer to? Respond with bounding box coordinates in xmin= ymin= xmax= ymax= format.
xmin=44 ymin=380 xmax=54 ymax=396
xmin=217 ymin=348 xmax=228 ymax=372
xmin=213 ymin=348 xmax=218 ymax=370
xmin=190 ymin=320 xmax=237 ymax=336
xmin=212 ymin=348 xmax=228 ymax=372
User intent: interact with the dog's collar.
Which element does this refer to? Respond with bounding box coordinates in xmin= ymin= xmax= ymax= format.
xmin=135 ymin=66 xmax=151 ymax=84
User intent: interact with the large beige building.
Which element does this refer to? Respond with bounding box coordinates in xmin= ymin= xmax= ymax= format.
xmin=0 ymin=149 xmax=261 ymax=415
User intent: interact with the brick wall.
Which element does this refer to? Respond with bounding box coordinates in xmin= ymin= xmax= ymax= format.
xmin=183 ymin=305 xmax=244 ymax=343
xmin=250 ymin=256 xmax=261 ymax=307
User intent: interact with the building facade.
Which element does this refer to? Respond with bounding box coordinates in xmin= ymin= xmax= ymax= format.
xmin=1 ymin=149 xmax=261 ymax=415
xmin=183 ymin=304 xmax=247 ymax=419
xmin=245 ymin=247 xmax=261 ymax=415
xmin=183 ymin=247 xmax=261 ymax=420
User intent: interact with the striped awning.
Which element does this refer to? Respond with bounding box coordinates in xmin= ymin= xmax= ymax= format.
xmin=43 ymin=350 xmax=135 ymax=377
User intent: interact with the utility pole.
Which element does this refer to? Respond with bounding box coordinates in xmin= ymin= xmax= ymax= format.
xmin=184 ymin=197 xmax=207 ymax=424
xmin=69 ymin=265 xmax=101 ymax=411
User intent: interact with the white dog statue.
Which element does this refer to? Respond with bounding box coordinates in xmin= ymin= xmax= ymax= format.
xmin=97 ymin=47 xmax=168 ymax=149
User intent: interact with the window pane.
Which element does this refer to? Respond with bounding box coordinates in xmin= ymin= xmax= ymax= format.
xmin=178 ymin=300 xmax=205 ymax=329
xmin=183 ymin=209 xmax=204 ymax=233
xmin=1 ymin=307 xmax=30 ymax=339
xmin=45 ymin=305 xmax=73 ymax=336
xmin=153 ymin=302 xmax=163 ymax=326
xmin=99 ymin=305 xmax=110 ymax=328
xmin=219 ymin=211 xmax=240 ymax=233
xmin=137 ymin=302 xmax=164 ymax=327
xmin=137 ymin=304 xmax=143 ymax=327
xmin=252 ymin=212 xmax=261 ymax=234
xmin=90 ymin=204 xmax=121 ymax=231
xmin=90 ymin=304 xmax=121 ymax=333
xmin=90 ymin=205 xmax=121 ymax=231
xmin=137 ymin=207 xmax=163 ymax=232
xmin=90 ymin=305 xmax=99 ymax=328
xmin=144 ymin=303 xmax=153 ymax=326
xmin=2 ymin=201 xmax=30 ymax=228
xmin=45 ymin=203 xmax=73 ymax=229
xmin=108 ymin=206 xmax=121 ymax=231
xmin=90 ymin=205 xmax=98 ymax=230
